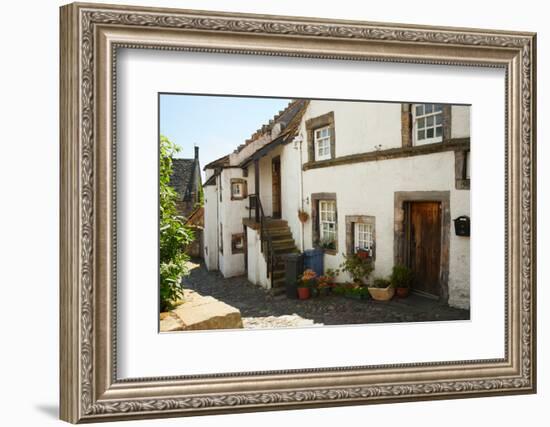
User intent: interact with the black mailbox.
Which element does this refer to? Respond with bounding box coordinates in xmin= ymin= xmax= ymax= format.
xmin=453 ymin=215 xmax=470 ymax=237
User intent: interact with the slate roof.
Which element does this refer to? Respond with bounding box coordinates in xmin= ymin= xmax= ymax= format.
xmin=170 ymin=158 xmax=198 ymax=201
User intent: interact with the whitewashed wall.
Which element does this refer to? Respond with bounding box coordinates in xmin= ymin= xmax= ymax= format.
xmin=304 ymin=100 xmax=403 ymax=155
xmin=203 ymin=181 xmax=219 ymax=271
xmin=451 ymin=105 xmax=471 ymax=138
xmin=218 ymin=168 xmax=247 ymax=277
xmin=246 ymin=226 xmax=269 ymax=288
xmin=298 ymin=151 xmax=470 ymax=309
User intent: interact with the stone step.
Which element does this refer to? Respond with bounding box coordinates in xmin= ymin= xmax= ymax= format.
xmin=269 ymin=286 xmax=286 ymax=296
xmin=271 ymin=239 xmax=296 ymax=247
xmin=268 ymin=232 xmax=294 ymax=240
xmin=273 ymin=247 xmax=299 ymax=255
xmin=265 ymin=219 xmax=288 ymax=226
xmin=272 ymin=277 xmax=286 ymax=288
xmin=272 ymin=269 xmax=285 ymax=279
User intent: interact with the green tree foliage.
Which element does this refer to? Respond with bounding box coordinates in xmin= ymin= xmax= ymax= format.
xmin=159 ymin=135 xmax=195 ymax=312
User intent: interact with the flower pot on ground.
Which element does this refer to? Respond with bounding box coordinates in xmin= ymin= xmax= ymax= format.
xmin=297 ymin=268 xmax=317 ymax=300
xmin=368 ymin=277 xmax=395 ymax=301
xmin=390 ymin=264 xmax=414 ymax=298
xmin=297 ymin=286 xmax=310 ymax=300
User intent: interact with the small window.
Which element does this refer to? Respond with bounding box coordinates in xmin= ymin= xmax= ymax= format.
xmin=230 ymin=179 xmax=247 ymax=200
xmin=354 ymin=222 xmax=374 ymax=254
xmin=231 ymin=233 xmax=245 ymax=254
xmin=314 ymin=126 xmax=331 ymax=161
xmin=414 ymin=103 xmax=444 ymax=145
xmin=319 ymin=200 xmax=337 ymax=249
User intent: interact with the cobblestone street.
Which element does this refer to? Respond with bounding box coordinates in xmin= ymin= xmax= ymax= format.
xmin=181 ymin=260 xmax=469 ymax=328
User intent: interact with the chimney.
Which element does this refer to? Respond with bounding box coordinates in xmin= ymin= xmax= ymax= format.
xmin=194 ymin=145 xmax=199 ymax=160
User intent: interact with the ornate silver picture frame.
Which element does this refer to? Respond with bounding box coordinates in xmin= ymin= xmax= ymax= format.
xmin=60 ymin=2 xmax=536 ymax=423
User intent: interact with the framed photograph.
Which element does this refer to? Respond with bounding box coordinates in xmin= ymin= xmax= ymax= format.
xmin=60 ymin=2 xmax=537 ymax=423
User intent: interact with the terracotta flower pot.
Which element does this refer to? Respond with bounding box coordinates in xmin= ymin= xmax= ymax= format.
xmin=297 ymin=287 xmax=310 ymax=300
xmin=396 ymin=287 xmax=410 ymax=298
xmin=368 ymin=286 xmax=395 ymax=301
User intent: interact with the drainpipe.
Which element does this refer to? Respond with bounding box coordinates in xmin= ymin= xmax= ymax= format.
xmin=294 ymin=134 xmax=305 ymax=252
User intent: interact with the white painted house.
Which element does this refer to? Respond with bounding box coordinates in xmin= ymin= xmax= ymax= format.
xmin=203 ymin=99 xmax=470 ymax=309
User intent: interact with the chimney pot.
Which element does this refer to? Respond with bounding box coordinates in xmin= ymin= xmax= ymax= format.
xmin=194 ymin=145 xmax=199 ymax=159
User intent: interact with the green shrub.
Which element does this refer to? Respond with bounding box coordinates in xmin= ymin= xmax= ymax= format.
xmin=159 ymin=135 xmax=195 ymax=312
xmin=339 ymin=252 xmax=374 ymax=283
xmin=390 ymin=264 xmax=414 ymax=289
xmin=371 ymin=277 xmax=392 ymax=289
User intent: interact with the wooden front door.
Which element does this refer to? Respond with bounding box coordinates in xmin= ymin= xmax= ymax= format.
xmin=407 ymin=202 xmax=442 ymax=297
xmin=272 ymin=157 xmax=281 ymax=218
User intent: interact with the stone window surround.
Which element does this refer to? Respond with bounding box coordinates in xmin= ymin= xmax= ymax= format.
xmin=393 ymin=191 xmax=451 ymax=304
xmin=231 ymin=233 xmax=245 ymax=254
xmin=230 ymin=178 xmax=248 ymax=200
xmin=454 ymin=149 xmax=471 ymax=190
xmin=310 ymin=192 xmax=338 ymax=255
xmin=306 ymin=111 xmax=336 ymax=164
xmin=345 ymin=215 xmax=376 ymax=259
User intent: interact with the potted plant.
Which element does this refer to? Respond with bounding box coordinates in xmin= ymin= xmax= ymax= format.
xmin=298 ymin=209 xmax=309 ymax=223
xmin=317 ymin=268 xmax=340 ymax=296
xmin=339 ymin=252 xmax=374 ymax=285
xmin=390 ymin=264 xmax=414 ymax=298
xmin=344 ymin=283 xmax=370 ymax=300
xmin=297 ymin=269 xmax=317 ymax=300
xmin=368 ymin=277 xmax=395 ymax=301
xmin=319 ymin=238 xmax=336 ymax=251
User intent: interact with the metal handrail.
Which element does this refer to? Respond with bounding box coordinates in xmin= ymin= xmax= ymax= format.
xmin=248 ymin=194 xmax=274 ymax=286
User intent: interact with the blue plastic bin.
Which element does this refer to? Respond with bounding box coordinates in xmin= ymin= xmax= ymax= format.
xmin=303 ymin=248 xmax=324 ymax=276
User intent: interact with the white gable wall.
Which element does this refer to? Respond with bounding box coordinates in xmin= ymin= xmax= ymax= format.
xmin=203 ymin=179 xmax=219 ymax=271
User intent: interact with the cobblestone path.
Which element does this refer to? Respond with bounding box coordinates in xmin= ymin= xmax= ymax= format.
xmin=182 ymin=261 xmax=469 ymax=328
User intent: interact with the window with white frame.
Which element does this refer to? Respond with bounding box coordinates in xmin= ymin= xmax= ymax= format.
xmin=354 ymin=222 xmax=374 ymax=254
xmin=319 ymin=200 xmax=337 ymax=248
xmin=414 ymin=104 xmax=444 ymax=145
xmin=314 ymin=126 xmax=331 ymax=161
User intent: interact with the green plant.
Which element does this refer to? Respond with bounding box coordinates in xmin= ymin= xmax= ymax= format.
xmin=298 ymin=269 xmax=317 ymax=288
xmin=390 ymin=264 xmax=414 ymax=289
xmin=159 ymin=135 xmax=195 ymax=312
xmin=345 ymin=285 xmax=370 ymax=298
xmin=371 ymin=277 xmax=392 ymax=289
xmin=319 ymin=238 xmax=336 ymax=250
xmin=339 ymin=253 xmax=374 ymax=283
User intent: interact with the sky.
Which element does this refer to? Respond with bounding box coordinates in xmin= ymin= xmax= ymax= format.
xmin=159 ymin=94 xmax=291 ymax=176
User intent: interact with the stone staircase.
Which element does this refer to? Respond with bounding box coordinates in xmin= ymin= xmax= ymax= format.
xmin=263 ymin=218 xmax=299 ymax=295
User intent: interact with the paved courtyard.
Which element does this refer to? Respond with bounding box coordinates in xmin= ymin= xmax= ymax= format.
xmin=182 ymin=260 xmax=469 ymax=328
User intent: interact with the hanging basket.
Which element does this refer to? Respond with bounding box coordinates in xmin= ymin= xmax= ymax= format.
xmin=298 ymin=209 xmax=310 ymax=223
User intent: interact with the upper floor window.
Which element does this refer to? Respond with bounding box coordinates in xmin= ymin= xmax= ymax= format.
xmin=314 ymin=126 xmax=331 ymax=161
xmin=414 ymin=104 xmax=444 ymax=145
xmin=306 ymin=111 xmax=335 ymax=163
xmin=230 ymin=178 xmax=247 ymax=201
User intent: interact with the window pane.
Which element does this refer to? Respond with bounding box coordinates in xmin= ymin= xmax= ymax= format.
xmin=417 ymin=117 xmax=425 ymax=129
xmin=427 ymin=128 xmax=434 ymax=138
xmin=415 ymin=105 xmax=423 ymax=115
xmin=436 ymin=126 xmax=443 ymax=137
xmin=417 ymin=129 xmax=425 ymax=140
xmin=436 ymin=114 xmax=443 ymax=125
xmin=426 ymin=116 xmax=434 ymax=126
xmin=425 ymin=104 xmax=433 ymax=114
xmin=434 ymin=104 xmax=443 ymax=112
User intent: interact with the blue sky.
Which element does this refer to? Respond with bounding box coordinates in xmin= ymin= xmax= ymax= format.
xmin=159 ymin=94 xmax=291 ymax=175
